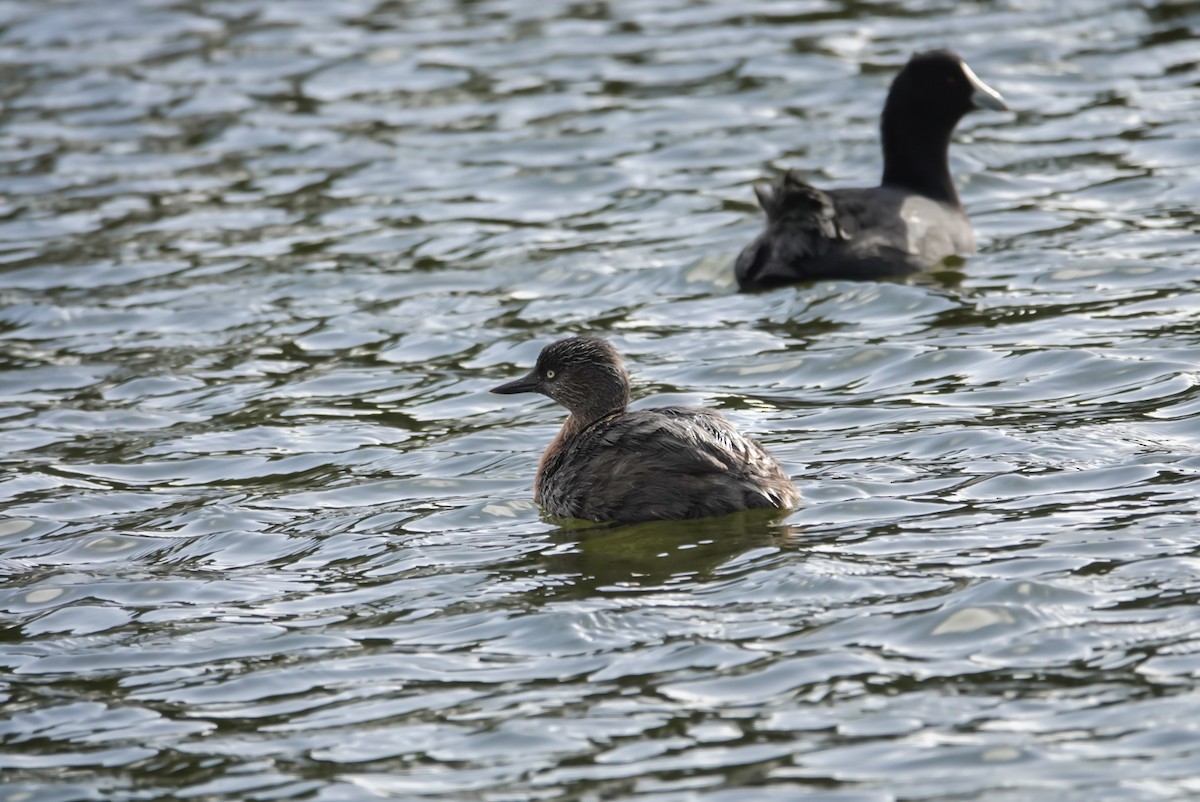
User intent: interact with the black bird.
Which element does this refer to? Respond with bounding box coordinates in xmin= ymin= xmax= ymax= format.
xmin=491 ymin=337 xmax=799 ymax=524
xmin=735 ymin=50 xmax=1008 ymax=290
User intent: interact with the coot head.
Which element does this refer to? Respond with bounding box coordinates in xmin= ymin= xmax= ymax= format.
xmin=885 ymin=49 xmax=1007 ymax=123
xmin=881 ymin=50 xmax=1006 ymax=202
xmin=492 ymin=336 xmax=632 ymax=422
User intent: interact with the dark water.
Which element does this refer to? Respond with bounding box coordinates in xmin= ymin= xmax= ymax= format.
xmin=3 ymin=0 xmax=1200 ymax=799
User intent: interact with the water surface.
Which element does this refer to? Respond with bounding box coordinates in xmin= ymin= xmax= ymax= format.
xmin=2 ymin=0 xmax=1200 ymax=799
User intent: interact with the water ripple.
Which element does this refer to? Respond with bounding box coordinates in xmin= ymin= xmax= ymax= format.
xmin=2 ymin=0 xmax=1200 ymax=799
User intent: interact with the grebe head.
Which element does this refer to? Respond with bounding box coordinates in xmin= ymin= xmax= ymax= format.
xmin=492 ymin=336 xmax=631 ymax=422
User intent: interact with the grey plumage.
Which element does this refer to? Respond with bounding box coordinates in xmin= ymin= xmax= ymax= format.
xmin=539 ymin=406 xmax=798 ymax=523
xmin=736 ymin=173 xmax=973 ymax=286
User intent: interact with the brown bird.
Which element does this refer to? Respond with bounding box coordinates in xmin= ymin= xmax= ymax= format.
xmin=492 ymin=337 xmax=800 ymax=524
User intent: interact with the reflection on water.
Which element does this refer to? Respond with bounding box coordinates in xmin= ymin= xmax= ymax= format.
xmin=3 ymin=0 xmax=1200 ymax=799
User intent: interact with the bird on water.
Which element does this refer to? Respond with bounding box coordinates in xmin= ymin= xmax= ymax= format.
xmin=491 ymin=337 xmax=799 ymax=524
xmin=736 ymin=50 xmax=1008 ymax=290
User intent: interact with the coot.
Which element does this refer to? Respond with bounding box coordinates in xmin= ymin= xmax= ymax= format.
xmin=736 ymin=50 xmax=1008 ymax=290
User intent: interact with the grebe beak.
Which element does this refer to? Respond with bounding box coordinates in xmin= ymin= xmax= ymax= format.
xmin=491 ymin=369 xmax=541 ymax=395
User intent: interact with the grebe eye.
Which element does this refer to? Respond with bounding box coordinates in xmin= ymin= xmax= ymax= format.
xmin=545 ymin=370 xmax=556 ymax=380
